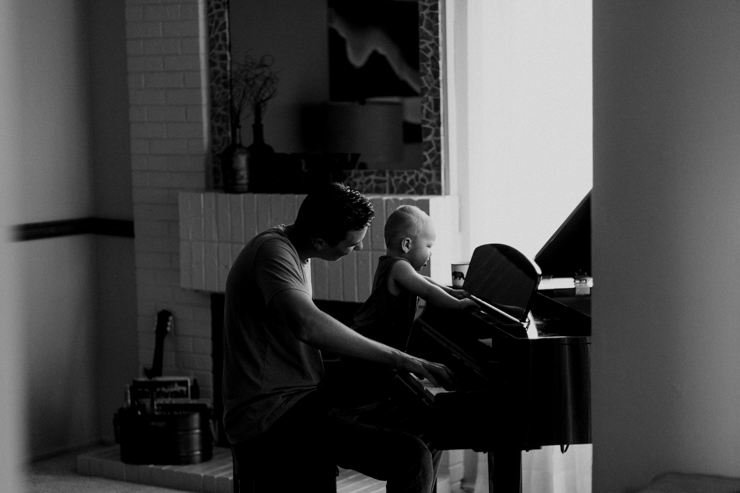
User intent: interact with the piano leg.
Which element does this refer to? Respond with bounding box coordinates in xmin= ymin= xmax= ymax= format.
xmin=488 ymin=449 xmax=522 ymax=493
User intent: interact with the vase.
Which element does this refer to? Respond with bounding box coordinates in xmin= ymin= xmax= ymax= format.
xmin=222 ymin=126 xmax=249 ymax=193
xmin=247 ymin=122 xmax=275 ymax=192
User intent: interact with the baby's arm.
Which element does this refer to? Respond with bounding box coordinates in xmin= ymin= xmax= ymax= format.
xmin=391 ymin=261 xmax=477 ymax=310
xmin=423 ymin=275 xmax=469 ymax=299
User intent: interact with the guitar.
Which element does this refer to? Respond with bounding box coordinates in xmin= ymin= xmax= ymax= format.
xmin=144 ymin=309 xmax=173 ymax=379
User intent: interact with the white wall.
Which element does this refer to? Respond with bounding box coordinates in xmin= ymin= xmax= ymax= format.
xmin=593 ymin=2 xmax=740 ymax=490
xmin=13 ymin=0 xmax=98 ymax=459
xmin=445 ymin=1 xmax=593 ymax=491
xmin=449 ymin=0 xmax=593 ymax=261
xmin=1 ymin=0 xmax=27 ymax=487
xmin=5 ymin=0 xmax=137 ymax=459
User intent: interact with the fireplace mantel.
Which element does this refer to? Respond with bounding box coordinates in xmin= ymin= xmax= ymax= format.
xmin=179 ymin=192 xmax=461 ymax=301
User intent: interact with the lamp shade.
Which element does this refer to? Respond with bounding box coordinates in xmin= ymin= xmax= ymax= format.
xmin=320 ymin=101 xmax=404 ymax=164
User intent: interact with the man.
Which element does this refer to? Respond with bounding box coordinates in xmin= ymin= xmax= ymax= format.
xmin=223 ymin=183 xmax=453 ymax=493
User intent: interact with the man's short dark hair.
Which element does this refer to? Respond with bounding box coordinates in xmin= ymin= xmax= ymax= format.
xmin=295 ymin=183 xmax=375 ymax=246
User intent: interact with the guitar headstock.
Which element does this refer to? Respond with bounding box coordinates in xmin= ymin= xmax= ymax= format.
xmin=144 ymin=310 xmax=174 ymax=379
xmin=155 ymin=309 xmax=173 ymax=337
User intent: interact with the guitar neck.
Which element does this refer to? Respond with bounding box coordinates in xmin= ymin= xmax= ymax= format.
xmin=145 ymin=310 xmax=172 ymax=379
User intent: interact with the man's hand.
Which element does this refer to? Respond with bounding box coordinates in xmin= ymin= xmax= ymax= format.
xmin=459 ymin=298 xmax=478 ymax=310
xmin=397 ymin=354 xmax=456 ymax=390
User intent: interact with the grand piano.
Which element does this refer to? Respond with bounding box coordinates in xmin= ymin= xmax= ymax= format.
xmin=399 ymin=192 xmax=592 ymax=493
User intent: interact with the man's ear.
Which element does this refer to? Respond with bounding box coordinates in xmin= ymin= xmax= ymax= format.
xmin=311 ymin=237 xmax=327 ymax=250
xmin=401 ymin=237 xmax=412 ymax=253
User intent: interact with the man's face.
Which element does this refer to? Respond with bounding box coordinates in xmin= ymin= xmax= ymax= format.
xmin=317 ymin=227 xmax=368 ymax=261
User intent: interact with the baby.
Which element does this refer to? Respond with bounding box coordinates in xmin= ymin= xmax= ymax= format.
xmin=340 ymin=205 xmax=477 ymax=412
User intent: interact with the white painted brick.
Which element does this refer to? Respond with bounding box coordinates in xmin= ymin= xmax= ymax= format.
xmin=192 ymin=336 xmax=212 ymax=355
xmin=131 ymin=122 xmax=166 ymax=139
xmin=143 ymin=38 xmax=181 ymax=55
xmin=132 ymin=155 xmax=166 ymax=172
xmin=181 ymin=3 xmax=199 ymax=20
xmin=231 ymin=244 xmax=243 ymax=267
xmin=76 ymin=455 xmax=90 ymax=475
xmin=129 ymin=105 xmax=147 ymax=121
xmin=243 ymin=194 xmax=257 ymax=241
xmin=295 ymin=194 xmax=307 ymax=212
xmin=164 ymin=54 xmax=201 ymax=71
xmin=130 ymin=139 xmax=151 ymax=155
xmin=204 ymin=242 xmax=219 ymax=292
xmin=127 ymin=39 xmax=144 ymax=56
xmin=283 ymin=193 xmax=297 ymax=225
xmin=178 ymin=192 xmax=191 ymax=240
xmin=125 ymin=5 xmax=144 ymax=22
xmin=385 ymin=197 xmax=403 ymax=220
xmin=203 ymin=193 xmax=216 ymax=241
xmin=256 ymin=194 xmax=271 ymax=232
xmin=311 ymin=261 xmax=328 ymax=300
xmin=166 ymin=122 xmax=204 ymax=139
xmin=150 ymin=139 xmax=189 ymax=155
xmin=183 ymin=71 xmax=203 ymax=89
xmin=356 ymin=251 xmax=373 ymax=302
xmin=189 ymin=193 xmax=203 ymax=241
xmin=186 ymin=137 xmax=207 ymax=154
xmin=341 ymin=254 xmax=358 ymax=303
xmin=144 ymin=5 xmax=169 ymax=20
xmin=166 ymin=4 xmax=182 ymax=20
xmin=129 ymin=89 xmax=166 ymax=105
xmin=165 ymin=89 xmax=202 ymax=105
xmin=145 ymin=72 xmax=184 ymax=88
xmin=126 ymin=22 xmax=163 ymax=39
xmin=270 ymin=194 xmax=285 ymax=226
xmin=148 ymin=105 xmax=187 ymax=122
xmin=327 ymin=261 xmax=343 ymax=301
xmin=128 ymin=55 xmax=164 ymax=72
xmin=163 ymin=20 xmax=200 ymax=38
xmin=128 ymin=72 xmax=147 ymax=92
xmin=217 ymin=194 xmax=230 ymax=242
xmin=413 ymin=197 xmax=430 ymax=214
xmin=218 ymin=243 xmax=232 ymax=292
xmin=181 ymin=38 xmax=200 ymax=54
xmin=369 ymin=197 xmax=385 ymax=251
xmin=173 ymin=336 xmax=193 ymax=353
xmin=229 ymin=194 xmax=244 ymax=243
xmin=191 ymin=241 xmax=205 ymax=290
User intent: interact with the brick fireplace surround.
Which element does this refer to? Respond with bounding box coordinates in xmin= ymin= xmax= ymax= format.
xmin=123 ymin=0 xmax=465 ymax=490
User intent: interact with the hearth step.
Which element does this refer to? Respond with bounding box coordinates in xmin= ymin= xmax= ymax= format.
xmin=76 ymin=444 xmax=387 ymax=493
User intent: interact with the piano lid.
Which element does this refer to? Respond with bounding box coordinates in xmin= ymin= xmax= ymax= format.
xmin=534 ymin=190 xmax=591 ymax=278
xmin=463 ymin=244 xmax=541 ymax=323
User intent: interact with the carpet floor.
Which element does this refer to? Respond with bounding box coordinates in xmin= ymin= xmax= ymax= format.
xmin=23 ymin=446 xmax=185 ymax=493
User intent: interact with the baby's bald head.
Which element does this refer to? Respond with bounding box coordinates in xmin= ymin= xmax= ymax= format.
xmin=384 ymin=205 xmax=429 ymax=250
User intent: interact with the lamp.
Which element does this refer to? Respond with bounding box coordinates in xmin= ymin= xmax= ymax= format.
xmin=320 ymin=101 xmax=404 ymax=168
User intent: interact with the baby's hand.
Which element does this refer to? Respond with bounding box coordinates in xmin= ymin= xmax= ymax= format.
xmin=459 ymin=298 xmax=478 ymax=310
xmin=448 ymin=289 xmax=469 ymax=299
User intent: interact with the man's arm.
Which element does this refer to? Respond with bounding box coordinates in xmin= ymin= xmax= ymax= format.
xmin=392 ymin=261 xmax=477 ymax=310
xmin=271 ymin=289 xmax=455 ymax=388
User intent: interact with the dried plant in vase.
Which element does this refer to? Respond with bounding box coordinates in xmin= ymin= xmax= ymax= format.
xmin=223 ymin=54 xmax=279 ymax=193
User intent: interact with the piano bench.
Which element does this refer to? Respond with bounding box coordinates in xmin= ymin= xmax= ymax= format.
xmin=636 ymin=472 xmax=740 ymax=493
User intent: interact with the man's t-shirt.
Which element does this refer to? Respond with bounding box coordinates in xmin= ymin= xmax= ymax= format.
xmin=222 ymin=226 xmax=322 ymax=444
